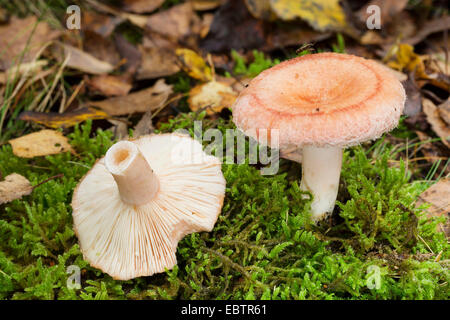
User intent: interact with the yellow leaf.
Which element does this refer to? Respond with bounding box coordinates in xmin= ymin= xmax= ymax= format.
xmin=9 ymin=130 xmax=74 ymax=158
xmin=385 ymin=43 xmax=426 ymax=77
xmin=18 ymin=107 xmax=108 ymax=129
xmin=188 ymin=81 xmax=237 ymax=115
xmin=175 ymin=48 xmax=212 ymax=82
xmin=270 ymin=0 xmax=349 ymax=32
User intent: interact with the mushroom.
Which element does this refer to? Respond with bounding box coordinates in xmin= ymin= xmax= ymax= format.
xmin=71 ymin=133 xmax=226 ymax=280
xmin=231 ymin=53 xmax=406 ymax=222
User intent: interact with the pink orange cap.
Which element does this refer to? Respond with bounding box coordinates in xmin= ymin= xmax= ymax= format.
xmin=232 ymin=53 xmax=406 ymax=148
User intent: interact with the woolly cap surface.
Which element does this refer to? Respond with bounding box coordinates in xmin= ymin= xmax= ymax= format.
xmin=232 ymin=53 xmax=406 ymax=148
xmin=72 ymin=133 xmax=226 ymax=280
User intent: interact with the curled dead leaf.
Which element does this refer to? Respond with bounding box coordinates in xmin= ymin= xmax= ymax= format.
xmin=175 ymin=48 xmax=212 ymax=82
xmin=87 ymin=75 xmax=132 ymax=97
xmin=0 ymin=16 xmax=60 ymax=70
xmin=0 ymin=173 xmax=32 ymax=205
xmin=416 ymin=178 xmax=450 ymax=238
xmin=188 ymin=80 xmax=237 ymax=115
xmin=422 ymin=98 xmax=450 ymax=148
xmin=269 ymin=0 xmax=351 ymax=33
xmin=9 ymin=130 xmax=73 ymax=158
xmin=89 ymin=79 xmax=172 ymax=116
xmin=62 ymin=44 xmax=115 ymax=75
xmin=137 ymin=46 xmax=180 ymax=80
xmin=18 ymin=107 xmax=109 ymax=129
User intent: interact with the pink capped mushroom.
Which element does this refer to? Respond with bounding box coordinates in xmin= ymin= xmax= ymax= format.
xmin=71 ymin=133 xmax=226 ymax=280
xmin=232 ymin=53 xmax=406 ymax=221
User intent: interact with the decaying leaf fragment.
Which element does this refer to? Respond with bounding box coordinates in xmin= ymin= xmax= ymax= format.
xmin=188 ymin=80 xmax=237 ymax=115
xmin=9 ymin=130 xmax=73 ymax=158
xmin=176 ymin=48 xmax=212 ymax=82
xmin=269 ymin=0 xmax=350 ymax=32
xmin=18 ymin=108 xmax=109 ymax=129
xmin=89 ymin=79 xmax=173 ymax=116
xmin=422 ymin=98 xmax=450 ymax=148
xmin=0 ymin=173 xmax=32 ymax=205
xmin=62 ymin=44 xmax=114 ymax=75
xmin=417 ymin=178 xmax=450 ymax=237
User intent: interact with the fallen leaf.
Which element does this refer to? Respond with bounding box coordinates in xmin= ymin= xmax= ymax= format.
xmin=244 ymin=0 xmax=275 ymax=20
xmin=134 ymin=110 xmax=155 ymax=138
xmin=0 ymin=173 xmax=32 ymax=205
xmin=200 ymin=0 xmax=265 ymax=52
xmin=175 ymin=48 xmax=212 ymax=82
xmin=145 ymin=2 xmax=201 ymax=41
xmin=9 ymin=130 xmax=73 ymax=158
xmin=0 ymin=16 xmax=60 ymax=70
xmin=406 ymin=16 xmax=450 ymax=46
xmin=417 ymin=178 xmax=450 ymax=237
xmin=83 ymin=30 xmax=121 ymax=66
xmin=357 ymin=0 xmax=408 ymax=27
xmin=18 ymin=107 xmax=109 ymax=129
xmin=422 ymin=98 xmax=450 ymax=148
xmin=89 ymin=79 xmax=172 ymax=116
xmin=62 ymin=44 xmax=114 ymax=75
xmin=385 ymin=43 xmax=426 ymax=77
xmin=192 ymin=0 xmax=223 ymax=11
xmin=87 ymin=75 xmax=132 ymax=97
xmin=402 ymin=75 xmax=422 ymax=117
xmin=438 ymin=99 xmax=450 ymax=126
xmin=121 ymin=0 xmax=165 ymax=13
xmin=188 ymin=80 xmax=237 ymax=115
xmin=264 ymin=23 xmax=331 ymax=51
xmin=269 ymin=0 xmax=351 ymax=33
xmin=83 ymin=10 xmax=124 ymax=37
xmin=114 ymin=34 xmax=142 ymax=74
xmin=0 ymin=60 xmax=48 ymax=84
xmin=137 ymin=46 xmax=180 ymax=80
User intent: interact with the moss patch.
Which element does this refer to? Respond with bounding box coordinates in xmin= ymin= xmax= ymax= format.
xmin=0 ymin=116 xmax=448 ymax=300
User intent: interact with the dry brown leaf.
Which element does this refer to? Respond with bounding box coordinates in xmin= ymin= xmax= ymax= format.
xmin=62 ymin=44 xmax=114 ymax=75
xmin=193 ymin=0 xmax=222 ymax=11
xmin=89 ymin=79 xmax=172 ymax=116
xmin=0 ymin=173 xmax=32 ymax=205
xmin=423 ymin=98 xmax=450 ymax=148
xmin=188 ymin=80 xmax=237 ymax=115
xmin=114 ymin=34 xmax=142 ymax=74
xmin=83 ymin=10 xmax=124 ymax=37
xmin=18 ymin=107 xmax=109 ymax=129
xmin=406 ymin=16 xmax=450 ymax=46
xmin=245 ymin=0 xmax=275 ymax=20
xmin=417 ymin=178 xmax=450 ymax=237
xmin=83 ymin=31 xmax=121 ymax=66
xmin=438 ymin=99 xmax=450 ymax=126
xmin=145 ymin=2 xmax=201 ymax=40
xmin=9 ymin=130 xmax=73 ymax=158
xmin=137 ymin=46 xmax=180 ymax=80
xmin=122 ymin=0 xmax=165 ymax=13
xmin=0 ymin=16 xmax=60 ymax=70
xmin=87 ymin=75 xmax=132 ymax=97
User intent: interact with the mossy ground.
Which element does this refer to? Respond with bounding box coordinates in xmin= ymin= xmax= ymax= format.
xmin=0 ymin=114 xmax=448 ymax=300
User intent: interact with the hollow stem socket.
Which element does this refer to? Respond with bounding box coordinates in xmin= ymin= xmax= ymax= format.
xmin=105 ymin=141 xmax=159 ymax=205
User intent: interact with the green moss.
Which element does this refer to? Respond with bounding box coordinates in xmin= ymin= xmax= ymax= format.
xmin=0 ymin=117 xmax=448 ymax=300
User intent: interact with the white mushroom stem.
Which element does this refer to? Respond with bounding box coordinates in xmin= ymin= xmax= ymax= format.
xmin=104 ymin=141 xmax=159 ymax=205
xmin=300 ymin=146 xmax=343 ymax=221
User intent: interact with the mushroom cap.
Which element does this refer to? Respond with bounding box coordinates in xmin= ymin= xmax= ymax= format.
xmin=71 ymin=133 xmax=226 ymax=280
xmin=232 ymin=53 xmax=406 ymax=148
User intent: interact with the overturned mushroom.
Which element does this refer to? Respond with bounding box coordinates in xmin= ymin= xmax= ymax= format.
xmin=72 ymin=133 xmax=226 ymax=280
xmin=232 ymin=53 xmax=405 ymax=222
